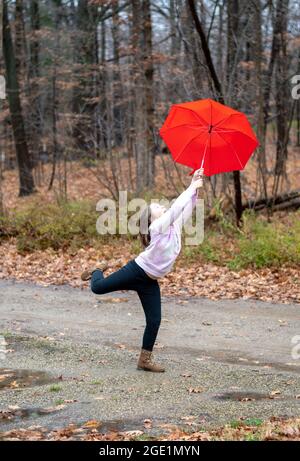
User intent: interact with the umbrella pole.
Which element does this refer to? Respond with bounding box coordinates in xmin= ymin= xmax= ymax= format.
xmin=189 ymin=137 xmax=209 ymax=176
xmin=200 ymin=137 xmax=209 ymax=173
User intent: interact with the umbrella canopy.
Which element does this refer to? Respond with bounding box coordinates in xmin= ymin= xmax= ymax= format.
xmin=159 ymin=98 xmax=259 ymax=176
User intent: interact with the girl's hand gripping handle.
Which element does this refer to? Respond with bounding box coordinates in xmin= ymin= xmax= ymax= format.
xmin=190 ymin=168 xmax=204 ymax=189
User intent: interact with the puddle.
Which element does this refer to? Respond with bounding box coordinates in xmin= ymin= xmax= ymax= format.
xmin=216 ymin=356 xmax=300 ymax=374
xmin=176 ymin=347 xmax=300 ymax=374
xmin=0 ymin=406 xmax=63 ymax=424
xmin=213 ymin=391 xmax=274 ymax=402
xmin=0 ymin=416 xmax=148 ymax=441
xmin=0 ymin=368 xmax=59 ymax=390
xmin=95 ymin=418 xmax=144 ymax=433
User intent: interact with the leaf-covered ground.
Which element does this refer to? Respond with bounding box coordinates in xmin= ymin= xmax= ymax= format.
xmin=1 ymin=416 xmax=300 ymax=441
xmin=0 ymin=240 xmax=299 ymax=303
xmin=1 ymin=152 xmax=300 ymax=304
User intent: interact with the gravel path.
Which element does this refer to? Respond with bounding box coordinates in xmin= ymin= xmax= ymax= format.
xmin=0 ymin=279 xmax=299 ymax=436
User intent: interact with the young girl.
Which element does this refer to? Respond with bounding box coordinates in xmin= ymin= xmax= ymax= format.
xmin=81 ymin=168 xmax=204 ymax=372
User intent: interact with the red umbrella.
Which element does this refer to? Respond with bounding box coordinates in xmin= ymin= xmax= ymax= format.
xmin=159 ymin=98 xmax=259 ymax=176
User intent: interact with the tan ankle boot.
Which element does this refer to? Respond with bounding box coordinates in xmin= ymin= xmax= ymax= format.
xmin=137 ymin=349 xmax=165 ymax=373
xmin=81 ymin=261 xmax=109 ymax=281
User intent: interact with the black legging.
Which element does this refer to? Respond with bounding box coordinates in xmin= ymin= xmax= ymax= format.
xmin=90 ymin=259 xmax=161 ymax=352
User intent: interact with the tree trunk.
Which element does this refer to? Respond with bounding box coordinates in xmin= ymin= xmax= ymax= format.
xmin=96 ymin=10 xmax=108 ymax=155
xmin=142 ymin=0 xmax=155 ymax=188
xmin=252 ymin=0 xmax=268 ymax=199
xmin=187 ymin=0 xmax=243 ymax=225
xmin=243 ymin=189 xmax=300 ymax=212
xmin=297 ymin=99 xmax=300 ymax=147
xmin=187 ymin=0 xmax=223 ymax=102
xmin=3 ymin=0 xmax=35 ymax=196
xmin=111 ymin=0 xmax=124 ymax=147
xmin=261 ymin=0 xmax=289 ymax=157
xmin=181 ymin=2 xmax=204 ymax=97
xmin=226 ymin=0 xmax=243 ymax=225
xmin=273 ymin=0 xmax=289 ymax=188
xmin=131 ymin=0 xmax=146 ymax=193
xmin=226 ymin=0 xmax=239 ymax=105
xmin=72 ymin=0 xmax=98 ymax=154
xmin=28 ymin=0 xmax=42 ymax=169
xmin=48 ymin=0 xmax=60 ymax=192
xmin=216 ymin=1 xmax=224 ymax=82
xmin=15 ymin=0 xmax=26 ymax=79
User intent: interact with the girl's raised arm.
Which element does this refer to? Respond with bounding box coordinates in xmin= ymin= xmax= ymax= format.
xmin=150 ymin=169 xmax=203 ymax=234
xmin=174 ymin=187 xmax=199 ymax=229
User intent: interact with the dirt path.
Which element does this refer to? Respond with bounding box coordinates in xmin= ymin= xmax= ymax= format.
xmin=0 ymin=280 xmax=299 ymax=437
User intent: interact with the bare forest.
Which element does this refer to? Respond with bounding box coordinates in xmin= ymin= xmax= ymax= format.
xmin=0 ymin=1 xmax=299 ymax=211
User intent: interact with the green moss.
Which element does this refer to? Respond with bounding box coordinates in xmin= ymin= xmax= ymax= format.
xmin=228 ymin=210 xmax=300 ymax=270
xmin=133 ymin=434 xmax=156 ymax=441
xmin=230 ymin=420 xmax=242 ymax=429
xmin=49 ymin=384 xmax=62 ymax=392
xmin=243 ymin=418 xmax=263 ymax=427
xmin=0 ymin=199 xmax=124 ymax=252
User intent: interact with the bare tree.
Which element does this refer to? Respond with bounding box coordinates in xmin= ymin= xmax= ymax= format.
xmin=187 ymin=0 xmax=243 ymax=225
xmin=3 ymin=0 xmax=35 ymax=196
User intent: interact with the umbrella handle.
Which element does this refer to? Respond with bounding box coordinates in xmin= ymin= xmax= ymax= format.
xmin=189 ymin=144 xmax=207 ymax=176
xmin=189 ymin=167 xmax=204 ymax=177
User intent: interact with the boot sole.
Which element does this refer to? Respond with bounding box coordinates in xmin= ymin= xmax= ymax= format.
xmin=137 ymin=366 xmax=165 ymax=373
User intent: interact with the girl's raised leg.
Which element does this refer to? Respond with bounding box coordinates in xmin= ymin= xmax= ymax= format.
xmin=90 ymin=264 xmax=136 ymax=295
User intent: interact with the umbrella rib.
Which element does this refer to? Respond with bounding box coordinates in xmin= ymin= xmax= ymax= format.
xmin=214 ymin=129 xmax=237 ymax=132
xmin=173 ymin=131 xmax=208 ymax=163
xmin=213 ymin=112 xmax=242 ymax=129
xmin=215 ymin=126 xmax=259 ymax=145
xmin=160 ymin=123 xmax=207 ymax=134
xmin=215 ymin=131 xmax=244 ymax=169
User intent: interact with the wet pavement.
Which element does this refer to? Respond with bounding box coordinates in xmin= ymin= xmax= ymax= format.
xmin=0 ymin=279 xmax=299 ymax=436
xmin=0 ymin=368 xmax=59 ymax=390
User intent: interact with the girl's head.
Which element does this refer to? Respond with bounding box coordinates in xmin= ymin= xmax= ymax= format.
xmin=150 ymin=202 xmax=167 ymax=220
xmin=138 ymin=202 xmax=167 ymax=247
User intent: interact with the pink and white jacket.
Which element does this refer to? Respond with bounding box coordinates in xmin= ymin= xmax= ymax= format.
xmin=135 ymin=184 xmax=198 ymax=278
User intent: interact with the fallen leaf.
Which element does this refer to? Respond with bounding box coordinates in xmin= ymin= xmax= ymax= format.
xmin=188 ymin=387 xmax=204 ymax=394
xmin=143 ymin=419 xmax=152 ymax=429
xmin=115 ymin=343 xmax=126 ymax=349
xmin=82 ymin=420 xmax=102 ymax=429
xmin=269 ymin=390 xmax=282 ymax=399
